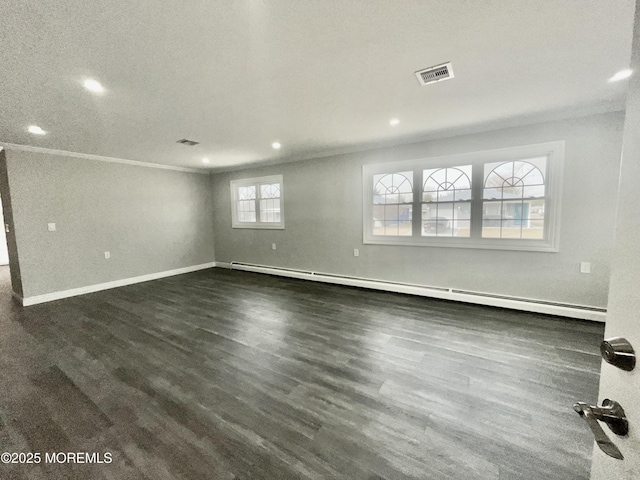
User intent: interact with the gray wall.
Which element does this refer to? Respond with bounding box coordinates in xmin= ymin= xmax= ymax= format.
xmin=3 ymin=149 xmax=215 ymax=298
xmin=211 ymin=112 xmax=625 ymax=309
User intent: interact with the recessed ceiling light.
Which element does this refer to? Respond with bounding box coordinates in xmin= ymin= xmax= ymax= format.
xmin=202 ymin=158 xmax=210 ymax=164
xmin=272 ymin=141 xmax=281 ymax=150
xmin=609 ymin=69 xmax=633 ymax=82
xmin=390 ymin=118 xmax=400 ymax=126
xmin=83 ymin=78 xmax=105 ymax=93
xmin=28 ymin=125 xmax=46 ymax=135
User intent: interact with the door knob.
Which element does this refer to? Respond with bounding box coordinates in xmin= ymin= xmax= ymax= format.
xmin=600 ymin=337 xmax=635 ymax=371
xmin=573 ymin=399 xmax=628 ymax=460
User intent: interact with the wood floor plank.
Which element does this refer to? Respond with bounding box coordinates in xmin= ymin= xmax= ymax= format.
xmin=0 ymin=266 xmax=604 ymax=479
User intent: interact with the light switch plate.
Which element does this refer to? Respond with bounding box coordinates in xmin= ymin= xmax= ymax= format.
xmin=272 ymin=243 xmax=276 ymax=250
xmin=104 ymin=251 xmax=111 ymax=259
xmin=580 ymin=262 xmax=591 ymax=274
xmin=354 ymin=248 xmax=359 ymax=257
xmin=47 ymin=223 xmax=56 ymax=232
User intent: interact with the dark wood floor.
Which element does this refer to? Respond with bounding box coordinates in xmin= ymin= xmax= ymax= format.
xmin=0 ymin=265 xmax=604 ymax=479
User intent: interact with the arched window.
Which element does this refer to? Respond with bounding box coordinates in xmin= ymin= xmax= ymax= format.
xmin=231 ymin=175 xmax=285 ymax=229
xmin=422 ymin=165 xmax=472 ymax=237
xmin=362 ymin=142 xmax=561 ymax=250
xmin=259 ymin=183 xmax=281 ymax=223
xmin=237 ymin=185 xmax=256 ymax=222
xmin=372 ymin=171 xmax=413 ymax=236
xmin=482 ymin=158 xmax=546 ymax=239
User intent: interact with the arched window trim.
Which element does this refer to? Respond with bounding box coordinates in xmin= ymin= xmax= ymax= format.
xmin=423 ymin=167 xmax=472 ymax=202
xmin=484 ymin=160 xmax=545 ymax=190
xmin=374 ymin=173 xmax=413 ymax=196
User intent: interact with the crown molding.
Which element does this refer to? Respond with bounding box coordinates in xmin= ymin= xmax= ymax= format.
xmin=0 ymin=142 xmax=208 ymax=174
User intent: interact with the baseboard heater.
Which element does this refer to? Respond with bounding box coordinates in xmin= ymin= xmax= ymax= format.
xmin=220 ymin=261 xmax=606 ymax=322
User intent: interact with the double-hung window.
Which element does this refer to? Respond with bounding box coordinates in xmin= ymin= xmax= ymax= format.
xmin=231 ymin=175 xmax=284 ymax=229
xmin=363 ymin=141 xmax=563 ymax=251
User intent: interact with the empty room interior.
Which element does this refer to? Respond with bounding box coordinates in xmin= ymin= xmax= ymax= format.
xmin=2 ymin=1 xmax=640 ymax=479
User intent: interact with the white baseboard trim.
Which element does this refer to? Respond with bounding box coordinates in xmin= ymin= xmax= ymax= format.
xmin=21 ymin=262 xmax=216 ymax=306
xmin=218 ymin=261 xmax=606 ymax=322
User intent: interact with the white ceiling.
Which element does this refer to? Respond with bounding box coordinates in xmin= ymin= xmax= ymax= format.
xmin=0 ymin=0 xmax=635 ymax=170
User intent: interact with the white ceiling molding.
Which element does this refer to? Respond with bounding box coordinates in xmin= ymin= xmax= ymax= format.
xmin=0 ymin=142 xmax=207 ymax=174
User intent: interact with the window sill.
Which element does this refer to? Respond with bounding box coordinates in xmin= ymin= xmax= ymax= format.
xmin=363 ymin=237 xmax=559 ymax=252
xmin=232 ymin=223 xmax=285 ymax=230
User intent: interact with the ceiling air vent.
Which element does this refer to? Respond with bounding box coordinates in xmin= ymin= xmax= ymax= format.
xmin=415 ymin=62 xmax=454 ymax=86
xmin=176 ymin=138 xmax=199 ymax=146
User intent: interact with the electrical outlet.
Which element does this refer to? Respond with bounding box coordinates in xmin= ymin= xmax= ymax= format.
xmin=354 ymin=248 xmax=359 ymax=257
xmin=47 ymin=223 xmax=56 ymax=232
xmin=272 ymin=243 xmax=276 ymax=251
xmin=580 ymin=262 xmax=591 ymax=274
xmin=104 ymin=251 xmax=111 ymax=259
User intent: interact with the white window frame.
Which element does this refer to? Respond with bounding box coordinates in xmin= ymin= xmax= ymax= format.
xmin=362 ymin=141 xmax=564 ymax=252
xmin=231 ymin=174 xmax=285 ymax=229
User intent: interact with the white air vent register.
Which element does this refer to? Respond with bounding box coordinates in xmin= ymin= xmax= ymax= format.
xmin=176 ymin=139 xmax=200 ymax=146
xmin=415 ymin=62 xmax=454 ymax=86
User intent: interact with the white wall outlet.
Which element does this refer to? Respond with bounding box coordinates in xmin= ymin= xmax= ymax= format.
xmin=104 ymin=251 xmax=111 ymax=259
xmin=47 ymin=223 xmax=56 ymax=232
xmin=271 ymin=243 xmax=277 ymax=251
xmin=580 ymin=262 xmax=591 ymax=274
xmin=354 ymin=248 xmax=359 ymax=257
xmin=5 ymin=223 xmax=9 ymax=233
